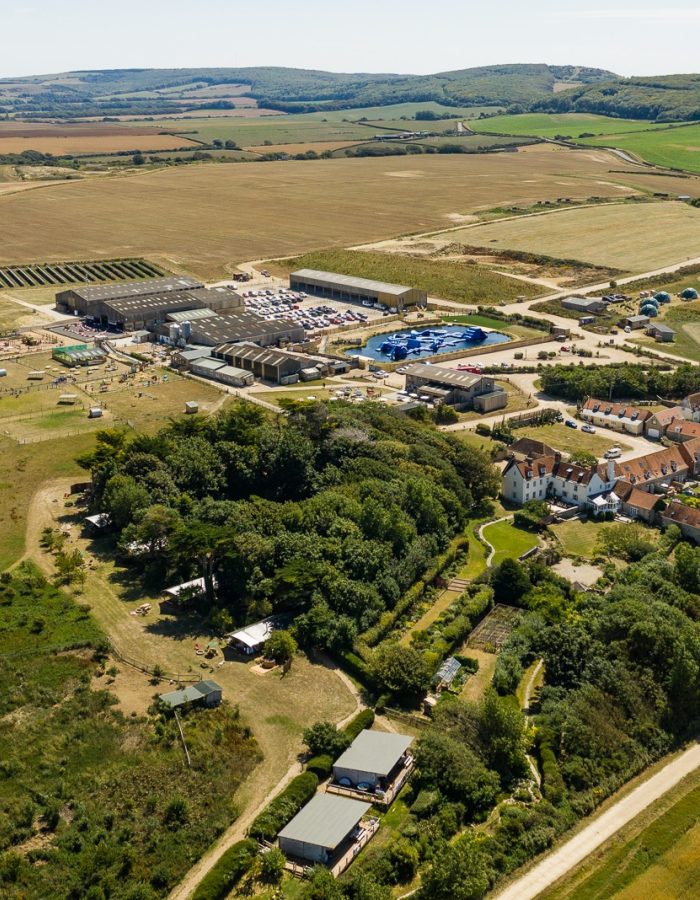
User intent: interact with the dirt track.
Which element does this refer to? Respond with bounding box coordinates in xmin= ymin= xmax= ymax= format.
xmin=492 ymin=742 xmax=700 ymax=899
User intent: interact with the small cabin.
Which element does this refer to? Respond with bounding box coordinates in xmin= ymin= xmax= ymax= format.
xmin=159 ymin=679 xmax=222 ymax=710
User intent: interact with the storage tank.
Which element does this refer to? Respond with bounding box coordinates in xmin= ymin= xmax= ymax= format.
xmin=181 ymin=321 xmax=192 ymax=341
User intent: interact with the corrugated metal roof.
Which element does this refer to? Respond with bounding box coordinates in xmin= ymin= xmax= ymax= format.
xmin=333 ymin=730 xmax=413 ymax=777
xmin=168 ymin=307 xmax=217 ymax=322
xmin=292 ymin=269 xmax=413 ymax=297
xmin=278 ymin=793 xmax=370 ymax=849
xmin=215 ymin=341 xmax=309 ymax=368
xmin=404 ymin=363 xmax=484 ymax=389
xmin=64 ymin=276 xmax=201 ymax=303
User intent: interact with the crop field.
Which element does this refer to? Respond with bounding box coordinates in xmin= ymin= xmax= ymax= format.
xmin=444 ymin=201 xmax=700 ymax=271
xmin=1 ymin=148 xmax=696 ymax=279
xmin=580 ymin=123 xmax=700 ymax=174
xmin=543 ymin=768 xmax=700 ymax=900
xmin=468 ymin=113 xmax=671 ymax=139
xmin=244 ymin=139 xmax=368 ymax=155
xmin=272 ymin=248 xmax=544 ymax=304
xmin=0 ymin=122 xmax=200 ymax=155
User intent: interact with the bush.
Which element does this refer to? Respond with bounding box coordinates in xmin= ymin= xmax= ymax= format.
xmin=303 ymin=721 xmax=349 ymax=758
xmin=259 ymin=847 xmax=285 ymax=883
xmin=248 ymin=772 xmax=319 ymax=842
xmin=343 ymin=708 xmax=375 ymax=743
xmin=191 ymin=839 xmax=258 ymax=900
xmin=306 ymin=754 xmax=333 ymax=779
xmin=537 ymin=731 xmax=566 ymax=805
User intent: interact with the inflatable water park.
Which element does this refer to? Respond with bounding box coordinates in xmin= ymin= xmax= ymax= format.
xmin=378 ymin=326 xmax=489 ymax=361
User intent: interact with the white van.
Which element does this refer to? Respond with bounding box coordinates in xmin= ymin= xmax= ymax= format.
xmin=604 ymin=447 xmax=622 ymax=459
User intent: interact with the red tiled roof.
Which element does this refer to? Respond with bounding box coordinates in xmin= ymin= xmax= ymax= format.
xmin=582 ymin=398 xmax=652 ymax=422
xmin=662 ymin=500 xmax=700 ymax=528
xmin=615 ymin=480 xmax=660 ymax=511
xmin=647 ymin=406 xmax=685 ymax=427
xmin=667 ymin=420 xmax=700 ymax=440
xmin=614 ymin=444 xmax=690 ymax=485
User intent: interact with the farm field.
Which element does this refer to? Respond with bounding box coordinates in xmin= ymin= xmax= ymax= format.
xmin=272 ymin=248 xmax=544 ymax=304
xmin=0 ymin=121 xmax=200 ymax=155
xmin=444 ymin=201 xmax=700 ymax=271
xmin=244 ymin=139 xmax=368 ymax=155
xmin=481 ymin=518 xmax=539 ymax=565
xmin=542 ymin=766 xmax=700 ymax=900
xmin=580 ymin=122 xmax=700 ymax=174
xmin=516 ymin=422 xmax=631 ymax=457
xmin=0 ymin=149 xmax=697 ymax=279
xmin=468 ymin=112 xmax=673 ymax=139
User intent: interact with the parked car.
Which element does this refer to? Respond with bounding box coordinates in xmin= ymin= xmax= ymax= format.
xmin=565 ymin=419 xmax=578 ymax=429
xmin=604 ymin=447 xmax=622 ymax=459
xmin=581 ymin=424 xmax=596 ymax=434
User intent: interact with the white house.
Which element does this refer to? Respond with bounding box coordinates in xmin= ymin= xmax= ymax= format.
xmin=502 ymin=453 xmax=617 ymax=509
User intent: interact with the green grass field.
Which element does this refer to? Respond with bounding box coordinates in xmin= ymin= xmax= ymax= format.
xmin=550 ymin=518 xmax=609 ymax=559
xmin=630 ymin=300 xmax=700 ymax=364
xmin=443 ymin=314 xmax=543 ymax=340
xmin=580 ymin=122 xmax=700 ymax=173
xmin=543 ymin=768 xmax=700 ymax=900
xmin=271 ymin=249 xmax=544 ymax=304
xmin=516 ymin=423 xmax=631 ymax=458
xmin=468 ymin=112 xmax=671 ymax=139
xmin=482 ymin=519 xmax=538 ymax=566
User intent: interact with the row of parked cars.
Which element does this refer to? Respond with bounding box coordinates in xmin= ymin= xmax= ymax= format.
xmin=242 ymin=288 xmax=370 ymax=332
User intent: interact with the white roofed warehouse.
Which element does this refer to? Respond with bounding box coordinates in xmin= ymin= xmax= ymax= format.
xmin=290 ymin=269 xmax=427 ymax=311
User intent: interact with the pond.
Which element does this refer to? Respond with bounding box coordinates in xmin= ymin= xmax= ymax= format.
xmin=345 ymin=325 xmax=510 ymax=362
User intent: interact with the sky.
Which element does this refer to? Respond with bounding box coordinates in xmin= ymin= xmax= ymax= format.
xmin=4 ymin=0 xmax=699 ymax=79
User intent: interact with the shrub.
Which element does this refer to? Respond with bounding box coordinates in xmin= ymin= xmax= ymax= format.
xmin=248 ymin=772 xmax=318 ymax=842
xmin=343 ymin=708 xmax=375 ymax=743
xmin=191 ymin=839 xmax=258 ymax=900
xmin=306 ymin=754 xmax=333 ymax=779
xmin=259 ymin=847 xmax=285 ymax=883
xmin=303 ymin=721 xmax=349 ymax=758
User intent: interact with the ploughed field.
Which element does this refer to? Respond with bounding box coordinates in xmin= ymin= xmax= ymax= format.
xmin=0 ymin=121 xmax=200 ymax=155
xmin=0 ymin=146 xmax=695 ymax=280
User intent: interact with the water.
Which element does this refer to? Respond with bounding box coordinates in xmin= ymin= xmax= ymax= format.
xmin=345 ymin=325 xmax=510 ymax=362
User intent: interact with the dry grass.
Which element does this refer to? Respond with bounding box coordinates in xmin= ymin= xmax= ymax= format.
xmin=460 ymin=648 xmax=498 ymax=702
xmin=0 ymin=147 xmax=683 ymax=280
xmin=443 ymin=201 xmax=700 ymax=272
xmin=245 ymin=140 xmax=368 ymax=154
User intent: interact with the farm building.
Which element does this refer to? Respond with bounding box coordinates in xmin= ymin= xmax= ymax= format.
xmin=227 ymin=617 xmax=277 ymax=655
xmin=290 ymin=269 xmax=427 ymax=312
xmin=171 ymin=346 xmax=213 ymax=368
xmin=213 ymin=342 xmax=316 ymax=384
xmin=330 ymin=730 xmax=414 ymax=806
xmin=580 ymin=399 xmax=651 ymax=436
xmin=167 ymin=310 xmax=305 ymax=348
xmin=158 ymin=679 xmax=222 ymax=710
xmin=661 ymin=501 xmax=700 ymax=544
xmin=403 ymin=364 xmax=497 ymax=410
xmin=277 ymin=793 xmax=377 ymax=872
xmin=52 ymin=344 xmax=108 ymax=367
xmin=561 ymin=297 xmax=607 ymax=315
xmin=647 ymin=323 xmax=676 ymax=342
xmin=624 ymin=314 xmax=650 ymax=330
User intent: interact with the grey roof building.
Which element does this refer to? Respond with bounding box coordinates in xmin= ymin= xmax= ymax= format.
xmin=159 ymin=679 xmax=222 ymax=709
xmin=213 ymin=341 xmax=314 ymax=383
xmin=648 ymin=322 xmax=676 ymax=342
xmin=403 ymin=363 xmax=497 ymax=410
xmin=561 ymin=296 xmax=607 ymax=314
xmin=290 ymin=269 xmax=427 ymax=311
xmin=333 ymin=731 xmax=413 ymax=789
xmin=278 ymin=793 xmax=372 ymax=865
xmin=185 ymin=311 xmax=305 ymax=347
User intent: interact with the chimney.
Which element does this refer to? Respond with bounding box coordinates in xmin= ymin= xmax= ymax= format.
xmin=608 ymin=458 xmax=616 ymax=483
xmin=554 ymin=451 xmax=562 ymax=464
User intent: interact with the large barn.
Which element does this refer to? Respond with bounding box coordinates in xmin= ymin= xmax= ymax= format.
xmin=290 ymin=269 xmax=427 ymax=311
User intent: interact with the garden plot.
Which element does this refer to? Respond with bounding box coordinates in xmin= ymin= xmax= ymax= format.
xmin=466 ymin=604 xmax=522 ymax=652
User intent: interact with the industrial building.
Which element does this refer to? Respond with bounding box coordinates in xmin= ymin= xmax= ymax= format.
xmin=213 ymin=342 xmax=321 ymax=384
xmin=56 ymin=277 xmax=244 ymax=331
xmin=189 ymin=357 xmax=254 ymax=388
xmin=290 ymin=269 xmax=427 ymax=311
xmin=172 ymin=310 xmax=305 ymax=348
xmin=561 ymin=296 xmax=607 ymax=315
xmin=403 ymin=363 xmax=504 ymax=411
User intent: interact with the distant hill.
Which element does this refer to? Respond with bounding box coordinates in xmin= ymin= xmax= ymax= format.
xmin=0 ymin=64 xmax=615 ymax=119
xmin=534 ymin=74 xmax=700 ymax=121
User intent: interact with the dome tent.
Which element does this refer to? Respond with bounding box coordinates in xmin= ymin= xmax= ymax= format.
xmin=654 ymin=291 xmax=671 ymax=302
xmin=680 ymin=287 xmax=698 ymax=300
xmin=640 ymin=304 xmax=658 ymax=317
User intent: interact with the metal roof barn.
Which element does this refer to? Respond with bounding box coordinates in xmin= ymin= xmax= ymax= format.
xmin=290 ymin=269 xmax=427 ymax=310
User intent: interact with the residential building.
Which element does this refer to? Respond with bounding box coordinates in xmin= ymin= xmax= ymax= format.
xmin=403 ymin=364 xmax=498 ymax=410
xmin=647 ymin=322 xmax=676 ymax=342
xmin=329 ymin=731 xmax=414 ymax=806
xmin=290 ymin=269 xmax=427 ymax=311
xmin=646 ymin=407 xmax=687 ymax=440
xmin=561 ymin=297 xmax=607 ymax=314
xmin=666 ymin=420 xmax=700 ymax=443
xmin=502 ymin=453 xmax=617 ymax=507
xmin=277 ymin=793 xmax=377 ymax=872
xmin=158 ymin=680 xmax=222 ymax=710
xmin=612 ymin=439 xmax=700 ymax=492
xmin=615 ymin=481 xmax=661 ymax=523
xmin=580 ymin=399 xmax=651 ymax=436
xmin=681 ymin=392 xmax=700 ymax=423
xmin=661 ymin=501 xmax=700 ymax=544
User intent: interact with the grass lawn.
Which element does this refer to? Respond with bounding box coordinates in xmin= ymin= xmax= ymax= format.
xmin=550 ymin=518 xmax=608 ymax=560
xmin=270 ymin=248 xmax=544 ymax=305
xmin=482 ymin=519 xmax=539 ymax=566
xmin=443 ymin=201 xmax=700 ymax=273
xmin=516 ymin=423 xmax=632 ymax=458
xmin=443 ymin=313 xmax=543 ymax=340
xmin=460 ymin=648 xmax=498 ymax=703
xmin=542 ymin=766 xmax=700 ymax=900
xmin=452 ymin=429 xmax=493 ymax=452
xmin=468 ymin=113 xmax=669 ymax=140
xmin=400 ymin=588 xmax=462 ymax=645
xmin=581 ymin=122 xmax=700 ymax=174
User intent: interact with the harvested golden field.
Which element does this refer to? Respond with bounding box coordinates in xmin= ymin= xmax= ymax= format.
xmin=0 ymin=122 xmax=199 ymax=155
xmin=442 ymin=200 xmax=700 ymax=272
xmin=0 ymin=146 xmax=697 ymax=279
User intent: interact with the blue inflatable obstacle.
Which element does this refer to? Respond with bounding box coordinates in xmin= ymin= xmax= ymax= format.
xmin=377 ymin=326 xmax=490 ymax=360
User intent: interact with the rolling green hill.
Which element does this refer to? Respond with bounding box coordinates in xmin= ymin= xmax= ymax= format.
xmin=0 ymin=64 xmax=615 ymax=119
xmin=534 ymin=73 xmax=700 ymax=122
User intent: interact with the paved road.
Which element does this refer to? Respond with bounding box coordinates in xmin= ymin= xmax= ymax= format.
xmin=492 ymin=742 xmax=700 ymax=900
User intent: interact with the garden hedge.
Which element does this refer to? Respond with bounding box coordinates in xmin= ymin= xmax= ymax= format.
xmin=248 ymin=772 xmax=319 ymax=842
xmin=343 ymin=708 xmax=375 ymax=743
xmin=191 ymin=839 xmax=258 ymax=900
